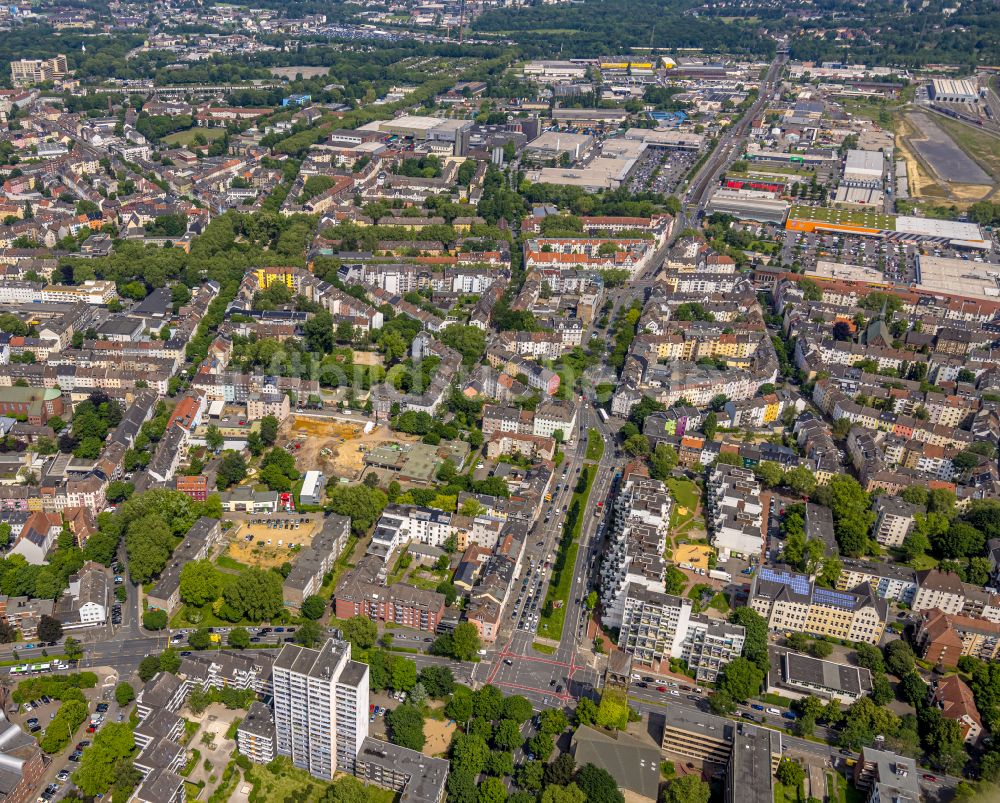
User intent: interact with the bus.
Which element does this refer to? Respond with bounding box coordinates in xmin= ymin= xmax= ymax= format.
xmin=597 ymin=408 xmax=609 ymax=423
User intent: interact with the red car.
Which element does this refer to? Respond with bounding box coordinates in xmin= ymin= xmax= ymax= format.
xmin=922 ymin=775 xmax=937 ymax=783
xmin=657 ymin=686 xmax=667 ymax=693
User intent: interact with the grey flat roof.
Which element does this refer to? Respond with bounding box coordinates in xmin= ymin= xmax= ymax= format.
xmin=777 ymin=648 xmax=873 ymax=696
xmin=358 ymin=737 xmax=448 ymax=803
xmin=571 ymin=725 xmax=661 ymax=800
xmin=730 ymin=725 xmax=779 ymax=803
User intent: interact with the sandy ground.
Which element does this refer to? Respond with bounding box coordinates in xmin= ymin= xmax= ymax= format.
xmin=423 ymin=716 xmax=456 ymax=758
xmin=228 ymin=517 xmax=322 ymax=568
xmin=674 ymin=544 xmax=712 ymax=571
xmin=897 ymin=115 xmax=992 ymax=203
xmin=269 ymin=66 xmax=330 ymax=79
xmin=351 ymin=351 xmax=384 ymax=367
xmin=287 ymin=416 xmax=418 ymax=480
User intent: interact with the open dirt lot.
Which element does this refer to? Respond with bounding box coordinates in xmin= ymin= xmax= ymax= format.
xmin=674 ymin=543 xmax=713 ymax=571
xmin=228 ymin=515 xmax=322 ymax=568
xmin=269 ymin=66 xmax=330 ymax=79
xmin=423 ymin=716 xmax=456 ymax=758
xmin=287 ymin=416 xmax=418 ymax=480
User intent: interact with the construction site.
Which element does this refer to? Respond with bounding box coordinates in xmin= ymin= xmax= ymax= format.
xmin=284 ymin=415 xmax=420 ymax=481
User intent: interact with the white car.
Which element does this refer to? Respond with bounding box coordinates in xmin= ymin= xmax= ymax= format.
xmin=766 ymin=708 xmax=781 ymax=715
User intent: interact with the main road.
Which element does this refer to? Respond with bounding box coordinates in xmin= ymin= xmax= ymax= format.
xmin=683 ymin=51 xmax=788 ymax=215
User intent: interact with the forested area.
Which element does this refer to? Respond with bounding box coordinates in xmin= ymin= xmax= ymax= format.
xmin=472 ymin=0 xmax=775 ymax=58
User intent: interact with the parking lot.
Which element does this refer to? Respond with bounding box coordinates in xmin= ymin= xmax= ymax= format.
xmin=779 ymin=229 xmax=921 ymax=281
xmin=628 ymin=146 xmax=699 ymax=195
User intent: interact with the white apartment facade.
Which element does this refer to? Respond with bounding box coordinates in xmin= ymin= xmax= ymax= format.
xmin=271 ymin=639 xmax=370 ymax=781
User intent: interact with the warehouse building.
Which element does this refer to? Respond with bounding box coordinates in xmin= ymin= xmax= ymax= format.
xmin=843 ymin=149 xmax=884 ymax=186
xmin=706 ymin=189 xmax=790 ymax=224
xmin=930 ymin=78 xmax=979 ymax=103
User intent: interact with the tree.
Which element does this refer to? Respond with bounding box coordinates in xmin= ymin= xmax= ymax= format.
xmin=808 ymin=640 xmax=833 ymax=659
xmin=538 ymin=707 xmax=569 ymax=736
xmin=188 ymin=628 xmax=212 ymax=650
xmin=447 ymin=622 xmax=482 ymax=661
xmin=227 ymin=627 xmax=251 ymax=649
xmin=870 ymin=674 xmax=894 ymax=706
xmin=327 ymin=776 xmax=369 ymax=803
xmin=138 ymin=655 xmax=161 ymax=683
xmin=708 ymin=690 xmax=736 ymax=715
xmin=516 ymin=760 xmax=544 ymax=792
xmin=73 ymin=723 xmax=135 ymax=797
xmin=784 ymin=465 xmax=817 ymax=498
xmin=702 ymin=411 xmax=718 ymax=440
xmin=259 ymin=415 xmax=279 ymax=445
xmin=386 ymin=704 xmax=425 ymax=751
xmin=294 ymin=619 xmax=323 ymax=648
xmin=854 ymin=642 xmax=885 ymax=674
xmin=574 ymin=696 xmax=599 ymax=726
xmin=445 ymin=688 xmax=473 ymax=722
xmin=417 ymin=665 xmax=454 ymax=699
xmin=526 ymin=732 xmax=554 ymax=761
xmin=179 ymin=560 xmax=220 ymax=607
xmin=574 ymin=764 xmax=624 ymax=803
xmin=304 ymin=309 xmax=336 ymax=353
xmin=205 ymin=425 xmax=224 ymax=451
xmin=718 ymin=657 xmax=763 ymax=702
xmin=37 ymin=615 xmax=62 ymax=643
xmin=222 ymin=568 xmax=283 ymax=622
xmin=545 ymin=753 xmax=576 ymax=786
xmin=300 ymin=595 xmax=326 ymax=620
xmin=64 ymin=636 xmax=83 ymax=662
xmin=492 ymin=719 xmax=523 ymax=751
xmin=216 ymin=450 xmax=247 ymax=489
xmin=478 ymin=777 xmax=508 ymax=803
xmin=114 ymin=682 xmax=135 ymax=707
xmin=934 ymin=521 xmax=984 ymax=559
xmin=143 ymin=610 xmax=168 ymax=630
xmin=730 ymin=607 xmax=769 ymax=673
xmin=440 ymin=324 xmax=488 ymax=366
xmin=447 ymin=769 xmax=478 ymax=803
xmin=648 ymin=443 xmax=678 ymax=480
xmin=755 ymin=461 xmax=785 ymax=488
xmin=661 ymin=775 xmax=710 ymax=803
xmin=106 ymin=481 xmax=134 ymax=504
xmin=623 ymin=433 xmax=650 ymax=456
xmin=884 ymin=640 xmax=916 ymax=677
xmin=540 ymin=785 xmax=585 ymax=803
xmin=389 ymin=655 xmax=417 ymax=692
xmin=502 ymin=694 xmax=533 ymax=723
xmin=776 ymin=758 xmax=806 ymax=790
xmin=341 ymin=615 xmax=378 ymax=649
xmin=452 ymin=733 xmax=490 ymax=776
xmin=327 ymin=484 xmax=388 ymax=535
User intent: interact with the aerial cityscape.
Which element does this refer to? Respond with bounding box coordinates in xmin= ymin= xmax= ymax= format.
xmin=2 ymin=1 xmax=1000 ymax=803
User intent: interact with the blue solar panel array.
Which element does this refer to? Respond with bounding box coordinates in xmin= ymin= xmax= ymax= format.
xmin=813 ymin=587 xmax=857 ymax=609
xmin=758 ymin=567 xmax=810 ymax=595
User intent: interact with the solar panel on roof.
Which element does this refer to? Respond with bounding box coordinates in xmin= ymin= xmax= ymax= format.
xmin=759 ymin=567 xmax=810 ymax=595
xmin=813 ymin=588 xmax=856 ymax=608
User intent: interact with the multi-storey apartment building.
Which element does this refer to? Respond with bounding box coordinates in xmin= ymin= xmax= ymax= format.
xmin=271 ymin=639 xmax=369 ymax=781
xmin=707 ymin=464 xmax=765 ymax=560
xmin=915 ymin=609 xmax=1000 ymax=665
xmin=913 ymin=569 xmax=966 ymax=614
xmin=600 ymin=472 xmax=671 ymax=629
xmin=10 ymin=55 xmax=67 ymax=86
xmin=750 ymin=567 xmax=887 ymax=644
xmin=237 ymin=702 xmax=276 ymax=764
xmin=836 ymin=559 xmax=918 ymax=604
xmin=616 ymin=586 xmax=745 ymax=680
xmin=872 ymin=496 xmax=919 ymax=547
